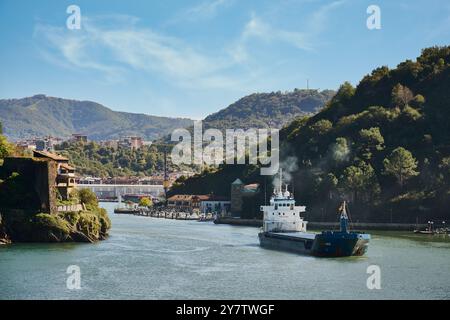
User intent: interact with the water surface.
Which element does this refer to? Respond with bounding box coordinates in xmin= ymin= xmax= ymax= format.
xmin=1 ymin=202 xmax=449 ymax=299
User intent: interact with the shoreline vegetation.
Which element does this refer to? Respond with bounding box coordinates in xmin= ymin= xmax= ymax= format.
xmin=0 ymin=189 xmax=111 ymax=245
xmin=0 ymin=131 xmax=111 ymax=244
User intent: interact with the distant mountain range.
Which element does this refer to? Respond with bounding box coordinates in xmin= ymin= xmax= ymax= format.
xmin=0 ymin=89 xmax=335 ymax=141
xmin=0 ymin=95 xmax=194 ymax=141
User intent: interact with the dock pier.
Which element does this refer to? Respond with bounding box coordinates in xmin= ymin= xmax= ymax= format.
xmin=114 ymin=206 xmax=215 ymax=221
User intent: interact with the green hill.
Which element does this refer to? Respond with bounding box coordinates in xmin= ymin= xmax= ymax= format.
xmin=1 ymin=90 xmax=333 ymax=142
xmin=170 ymin=46 xmax=450 ymax=223
xmin=134 ymin=89 xmax=335 ymax=146
xmin=202 ymin=89 xmax=335 ymax=130
xmin=0 ymin=95 xmax=193 ymax=141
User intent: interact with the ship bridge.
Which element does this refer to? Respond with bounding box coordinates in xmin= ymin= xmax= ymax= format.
xmin=260 ymin=168 xmax=307 ymax=233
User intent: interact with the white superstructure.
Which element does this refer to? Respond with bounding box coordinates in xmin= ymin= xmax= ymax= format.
xmin=260 ymin=169 xmax=307 ymax=233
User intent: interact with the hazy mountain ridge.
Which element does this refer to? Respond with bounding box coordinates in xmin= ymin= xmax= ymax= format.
xmin=1 ymin=89 xmax=335 ymax=142
xmin=0 ymin=95 xmax=194 ymax=141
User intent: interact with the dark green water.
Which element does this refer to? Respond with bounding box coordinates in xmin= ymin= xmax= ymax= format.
xmin=1 ymin=203 xmax=449 ymax=299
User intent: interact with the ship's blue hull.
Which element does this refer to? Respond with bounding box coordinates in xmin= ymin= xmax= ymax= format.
xmin=258 ymin=231 xmax=370 ymax=257
xmin=312 ymin=231 xmax=370 ymax=257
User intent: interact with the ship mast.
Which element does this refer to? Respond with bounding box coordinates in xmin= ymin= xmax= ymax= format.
xmin=340 ymin=201 xmax=349 ymax=233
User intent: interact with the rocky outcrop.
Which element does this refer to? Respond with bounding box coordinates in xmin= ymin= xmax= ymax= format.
xmin=0 ymin=207 xmax=111 ymax=244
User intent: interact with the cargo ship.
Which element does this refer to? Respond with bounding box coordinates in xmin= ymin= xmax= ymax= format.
xmin=258 ymin=171 xmax=370 ymax=257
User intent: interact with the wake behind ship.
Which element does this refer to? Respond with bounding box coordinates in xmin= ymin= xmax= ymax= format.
xmin=258 ymin=171 xmax=370 ymax=257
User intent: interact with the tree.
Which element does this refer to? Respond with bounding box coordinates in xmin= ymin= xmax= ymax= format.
xmin=317 ymin=173 xmax=338 ymax=199
xmin=401 ymin=105 xmax=422 ymax=121
xmin=411 ymin=94 xmax=426 ymax=108
xmin=358 ymin=127 xmax=385 ymax=160
xmin=391 ymin=84 xmax=414 ymax=108
xmin=310 ymin=119 xmax=333 ymax=136
xmin=383 ymin=147 xmax=419 ymax=188
xmin=77 ymin=188 xmax=98 ymax=208
xmin=341 ymin=162 xmax=380 ymax=203
xmin=438 ymin=157 xmax=450 ymax=188
xmin=335 ymin=82 xmax=356 ymax=101
xmin=139 ymin=197 xmax=152 ymax=207
xmin=0 ymin=134 xmax=14 ymax=160
xmin=54 ymin=140 xmax=169 ymax=178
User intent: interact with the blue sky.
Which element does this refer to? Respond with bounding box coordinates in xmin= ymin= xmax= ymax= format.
xmin=0 ymin=0 xmax=449 ymax=119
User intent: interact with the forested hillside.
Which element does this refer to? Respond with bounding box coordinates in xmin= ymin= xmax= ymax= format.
xmin=203 ymin=89 xmax=335 ymax=130
xmin=54 ymin=140 xmax=179 ymax=177
xmin=171 ymin=46 xmax=450 ymax=223
xmin=0 ymin=95 xmax=193 ymax=141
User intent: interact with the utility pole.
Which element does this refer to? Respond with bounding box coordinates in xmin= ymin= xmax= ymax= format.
xmin=163 ymin=146 xmax=169 ymax=207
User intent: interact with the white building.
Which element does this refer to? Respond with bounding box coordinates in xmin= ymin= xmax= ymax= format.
xmin=199 ymin=195 xmax=230 ymax=214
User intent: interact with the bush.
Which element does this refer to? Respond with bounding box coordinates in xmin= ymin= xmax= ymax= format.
xmin=95 ymin=207 xmax=111 ymax=236
xmin=63 ymin=211 xmax=80 ymax=226
xmin=77 ymin=188 xmax=98 ymax=208
xmin=76 ymin=208 xmax=110 ymax=239
xmin=77 ymin=212 xmax=101 ymax=239
xmin=139 ymin=197 xmax=152 ymax=207
xmin=33 ymin=213 xmax=72 ymax=241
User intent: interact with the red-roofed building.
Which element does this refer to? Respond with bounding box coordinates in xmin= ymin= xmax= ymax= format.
xmin=167 ymin=194 xmax=230 ymax=214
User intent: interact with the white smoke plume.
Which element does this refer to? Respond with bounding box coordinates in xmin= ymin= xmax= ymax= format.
xmin=272 ymin=156 xmax=298 ymax=190
xmin=330 ymin=138 xmax=350 ymax=163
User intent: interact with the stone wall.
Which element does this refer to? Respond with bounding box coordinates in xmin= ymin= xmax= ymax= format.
xmin=57 ymin=204 xmax=85 ymax=212
xmin=0 ymin=157 xmax=57 ymax=214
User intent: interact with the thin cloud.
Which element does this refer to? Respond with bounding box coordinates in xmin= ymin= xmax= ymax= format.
xmin=167 ymin=0 xmax=235 ymax=24
xmin=186 ymin=0 xmax=233 ymax=18
xmin=231 ymin=0 xmax=347 ymax=63
xmin=308 ymin=0 xmax=347 ymax=34
xmin=34 ymin=15 xmax=242 ymax=89
xmin=34 ymin=24 xmax=125 ymax=83
xmin=33 ymin=4 xmax=341 ymax=94
xmin=242 ymin=13 xmax=313 ymax=50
